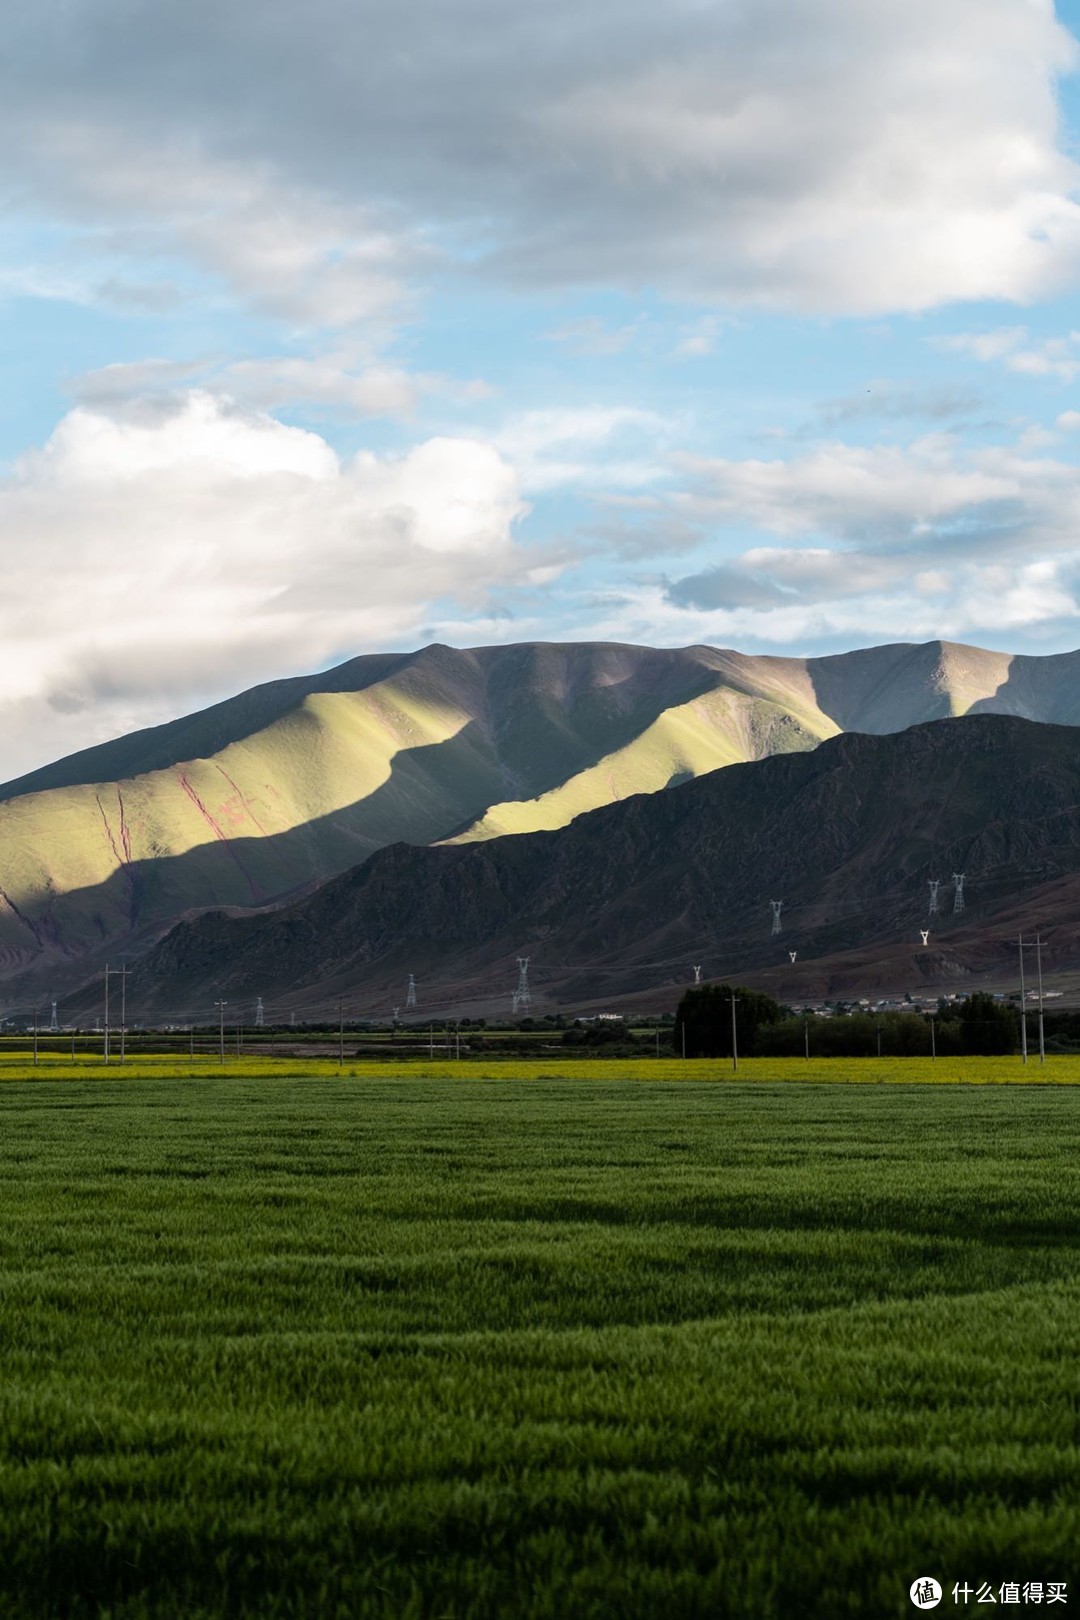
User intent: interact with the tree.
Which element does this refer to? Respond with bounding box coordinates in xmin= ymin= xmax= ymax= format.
xmin=958 ymin=992 xmax=1016 ymax=1055
xmin=562 ymin=1019 xmax=636 ymax=1049
xmin=673 ymin=982 xmax=783 ymax=1058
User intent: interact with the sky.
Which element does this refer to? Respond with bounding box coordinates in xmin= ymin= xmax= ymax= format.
xmin=6 ymin=0 xmax=1080 ymax=774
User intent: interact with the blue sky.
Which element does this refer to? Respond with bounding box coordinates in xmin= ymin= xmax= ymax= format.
xmin=4 ymin=0 xmax=1080 ymax=772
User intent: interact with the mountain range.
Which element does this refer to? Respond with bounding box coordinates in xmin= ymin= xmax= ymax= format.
xmin=103 ymin=713 xmax=1080 ymax=1021
xmin=6 ymin=635 xmax=1080 ymax=1008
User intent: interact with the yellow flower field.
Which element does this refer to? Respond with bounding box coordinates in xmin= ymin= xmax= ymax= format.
xmin=0 ymin=1051 xmax=1078 ymax=1083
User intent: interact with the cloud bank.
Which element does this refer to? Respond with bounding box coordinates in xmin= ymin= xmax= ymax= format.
xmin=3 ymin=0 xmax=1078 ymax=317
xmin=0 ymin=393 xmax=531 ymax=773
xmin=3 ymin=1 xmax=1080 ymax=774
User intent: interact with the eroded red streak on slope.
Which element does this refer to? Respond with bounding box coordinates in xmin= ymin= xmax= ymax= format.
xmin=177 ymin=773 xmax=262 ymax=902
xmin=96 ymin=791 xmax=140 ymax=926
xmin=95 ymin=792 xmax=124 ymax=870
xmin=212 ymin=763 xmax=270 ymax=836
xmin=116 ymin=787 xmax=133 ymax=865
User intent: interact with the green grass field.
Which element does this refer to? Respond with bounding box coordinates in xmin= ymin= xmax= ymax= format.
xmin=1 ymin=1077 xmax=1078 ymax=1618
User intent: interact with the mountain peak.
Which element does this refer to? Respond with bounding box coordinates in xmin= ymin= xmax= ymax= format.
xmin=0 ymin=635 xmax=1078 ymax=999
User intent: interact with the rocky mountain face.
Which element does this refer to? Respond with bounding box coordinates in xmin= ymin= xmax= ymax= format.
xmin=5 ymin=636 xmax=1080 ymax=1000
xmin=117 ymin=714 xmax=1080 ymax=1020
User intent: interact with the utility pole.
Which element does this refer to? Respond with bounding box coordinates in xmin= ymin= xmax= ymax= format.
xmin=215 ymin=1000 xmax=227 ymax=1067
xmin=338 ymin=999 xmax=344 ymax=1070
xmin=730 ymin=990 xmax=739 ymax=1073
xmin=929 ymin=1014 xmax=936 ymax=1061
xmin=32 ymin=1008 xmax=38 ymax=1068
xmin=103 ymin=964 xmax=127 ymax=1063
xmin=804 ymin=1017 xmax=810 ymax=1061
xmin=1018 ymin=938 xmax=1028 ymax=1064
xmin=1036 ymin=932 xmax=1045 ymax=1065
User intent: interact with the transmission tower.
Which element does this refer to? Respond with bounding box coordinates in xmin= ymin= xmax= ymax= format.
xmin=515 ymin=956 xmax=531 ymax=1015
xmin=49 ymin=998 xmax=58 ymax=1033
xmin=692 ymin=965 xmax=702 ymax=985
xmin=770 ymin=900 xmax=784 ymax=936
xmin=254 ymin=996 xmax=264 ymax=1028
xmin=920 ymin=930 xmax=929 ymax=946
xmin=952 ymin=872 xmax=966 ymax=914
xmin=406 ymin=974 xmax=417 ymax=1010
xmin=928 ymin=879 xmax=940 ymax=915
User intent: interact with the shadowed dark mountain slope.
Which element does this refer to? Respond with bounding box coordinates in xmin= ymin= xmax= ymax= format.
xmin=123 ymin=714 xmax=1080 ymax=1016
xmin=9 ymin=636 xmax=1080 ymax=997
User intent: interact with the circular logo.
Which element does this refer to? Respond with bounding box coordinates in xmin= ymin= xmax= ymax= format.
xmin=910 ymin=1578 xmax=942 ymax=1610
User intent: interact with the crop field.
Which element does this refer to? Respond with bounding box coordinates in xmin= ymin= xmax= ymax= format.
xmin=1 ymin=1077 xmax=1079 ymax=1618
xmin=2 ymin=1049 xmax=1080 ymax=1083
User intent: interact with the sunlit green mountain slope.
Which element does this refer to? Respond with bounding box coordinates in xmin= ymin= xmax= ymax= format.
xmin=0 ymin=636 xmax=1077 ymax=992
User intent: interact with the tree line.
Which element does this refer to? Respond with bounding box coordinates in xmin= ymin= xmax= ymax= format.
xmin=673 ymin=984 xmax=1021 ymax=1058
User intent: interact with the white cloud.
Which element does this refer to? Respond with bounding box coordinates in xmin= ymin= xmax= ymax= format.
xmin=0 ymin=392 xmax=531 ymax=774
xmin=577 ymin=428 xmax=1080 ymax=650
xmin=71 ymin=353 xmax=491 ymax=422
xmin=1018 ymin=424 xmax=1059 ymax=449
xmin=671 ymin=437 xmax=1036 ymax=542
xmin=176 ymin=358 xmax=422 ymax=419
xmin=69 ymin=358 xmax=207 ymax=405
xmin=544 ymin=316 xmax=645 ymax=357
xmin=494 ymin=406 xmax=671 ymax=492
xmin=9 ymin=124 xmax=423 ymax=329
xmin=511 ymin=0 xmax=1080 ymax=310
xmin=673 ymin=317 xmax=727 ymax=358
xmin=31 ymin=391 xmax=338 ymax=481
xmin=942 ymin=326 xmax=1080 ymax=382
xmin=591 ymin=558 xmax=1080 ymax=652
xmin=942 ymin=327 xmax=1030 ymax=363
xmin=2 ymin=0 xmax=1078 ymax=317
